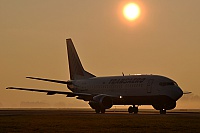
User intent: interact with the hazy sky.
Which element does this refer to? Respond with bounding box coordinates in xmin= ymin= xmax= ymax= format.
xmin=1 ymin=0 xmax=200 ymax=108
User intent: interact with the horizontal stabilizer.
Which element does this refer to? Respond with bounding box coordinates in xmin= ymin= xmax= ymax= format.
xmin=26 ymin=77 xmax=71 ymax=85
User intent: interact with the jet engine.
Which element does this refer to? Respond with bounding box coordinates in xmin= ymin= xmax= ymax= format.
xmin=89 ymin=94 xmax=113 ymax=110
xmin=152 ymin=101 xmax=176 ymax=110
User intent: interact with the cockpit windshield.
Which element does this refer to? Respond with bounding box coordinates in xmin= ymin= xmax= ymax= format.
xmin=159 ymin=82 xmax=178 ymax=86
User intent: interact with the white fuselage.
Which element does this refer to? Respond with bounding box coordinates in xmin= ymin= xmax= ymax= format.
xmin=68 ymin=74 xmax=183 ymax=105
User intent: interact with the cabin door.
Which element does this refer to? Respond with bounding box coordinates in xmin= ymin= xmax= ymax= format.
xmin=147 ymin=79 xmax=154 ymax=93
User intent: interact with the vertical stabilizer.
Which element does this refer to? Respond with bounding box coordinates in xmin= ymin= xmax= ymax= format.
xmin=66 ymin=39 xmax=95 ymax=80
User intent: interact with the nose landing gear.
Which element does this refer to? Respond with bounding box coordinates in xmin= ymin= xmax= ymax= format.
xmin=128 ymin=105 xmax=138 ymax=114
xmin=160 ymin=109 xmax=166 ymax=114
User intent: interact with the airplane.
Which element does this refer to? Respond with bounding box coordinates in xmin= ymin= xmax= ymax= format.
xmin=7 ymin=38 xmax=185 ymax=114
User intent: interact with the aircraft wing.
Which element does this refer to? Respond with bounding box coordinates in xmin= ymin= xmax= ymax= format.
xmin=183 ymin=91 xmax=192 ymax=94
xmin=6 ymin=87 xmax=93 ymax=101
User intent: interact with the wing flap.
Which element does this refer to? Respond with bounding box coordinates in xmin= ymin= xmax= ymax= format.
xmin=6 ymin=87 xmax=92 ymax=98
xmin=6 ymin=87 xmax=72 ymax=95
xmin=6 ymin=87 xmax=119 ymax=101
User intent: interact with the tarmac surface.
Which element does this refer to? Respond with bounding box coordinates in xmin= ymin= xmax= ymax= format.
xmin=0 ymin=108 xmax=199 ymax=132
xmin=1 ymin=108 xmax=199 ymax=116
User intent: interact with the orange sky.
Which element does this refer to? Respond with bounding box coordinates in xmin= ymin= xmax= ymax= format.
xmin=0 ymin=0 xmax=200 ymax=108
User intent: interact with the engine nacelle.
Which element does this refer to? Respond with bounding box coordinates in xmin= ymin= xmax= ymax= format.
xmin=152 ymin=101 xmax=176 ymax=110
xmin=89 ymin=94 xmax=113 ymax=109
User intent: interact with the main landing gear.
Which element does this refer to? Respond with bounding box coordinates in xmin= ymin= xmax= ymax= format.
xmin=95 ymin=108 xmax=106 ymax=114
xmin=128 ymin=105 xmax=138 ymax=114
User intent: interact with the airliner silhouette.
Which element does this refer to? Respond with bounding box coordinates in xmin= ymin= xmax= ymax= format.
xmin=7 ymin=38 xmax=184 ymax=114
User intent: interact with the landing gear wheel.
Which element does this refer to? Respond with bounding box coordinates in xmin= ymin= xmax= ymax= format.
xmin=95 ymin=108 xmax=101 ymax=114
xmin=160 ymin=109 xmax=166 ymax=114
xmin=128 ymin=106 xmax=138 ymax=114
xmin=101 ymin=108 xmax=106 ymax=114
xmin=133 ymin=107 xmax=138 ymax=114
xmin=128 ymin=106 xmax=134 ymax=113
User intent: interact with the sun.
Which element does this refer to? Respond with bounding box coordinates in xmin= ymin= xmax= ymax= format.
xmin=123 ymin=3 xmax=140 ymax=21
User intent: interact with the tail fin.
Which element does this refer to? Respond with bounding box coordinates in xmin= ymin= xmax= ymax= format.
xmin=66 ymin=38 xmax=95 ymax=80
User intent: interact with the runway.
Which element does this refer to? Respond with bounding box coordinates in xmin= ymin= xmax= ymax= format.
xmin=0 ymin=108 xmax=199 ymax=115
xmin=0 ymin=109 xmax=199 ymax=132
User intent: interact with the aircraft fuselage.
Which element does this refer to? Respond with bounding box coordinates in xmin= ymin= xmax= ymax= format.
xmin=68 ymin=75 xmax=183 ymax=108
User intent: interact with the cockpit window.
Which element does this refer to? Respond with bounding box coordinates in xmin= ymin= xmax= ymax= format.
xmin=173 ymin=82 xmax=178 ymax=86
xmin=159 ymin=82 xmax=178 ymax=86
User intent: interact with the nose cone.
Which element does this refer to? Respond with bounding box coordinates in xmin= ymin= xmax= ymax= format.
xmin=173 ymin=87 xmax=183 ymax=101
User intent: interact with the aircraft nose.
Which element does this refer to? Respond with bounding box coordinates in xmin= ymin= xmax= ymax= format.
xmin=175 ymin=87 xmax=183 ymax=100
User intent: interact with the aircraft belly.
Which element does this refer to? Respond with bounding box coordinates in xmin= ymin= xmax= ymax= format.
xmin=118 ymin=88 xmax=156 ymax=95
xmin=113 ymin=95 xmax=175 ymax=105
